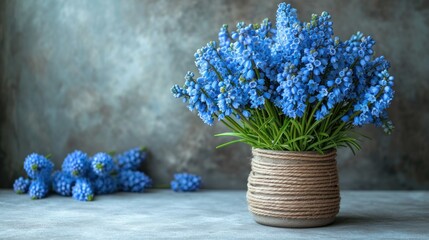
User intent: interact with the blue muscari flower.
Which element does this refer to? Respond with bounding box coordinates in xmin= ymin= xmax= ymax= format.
xmin=315 ymin=104 xmax=329 ymax=121
xmin=62 ymin=150 xmax=90 ymax=177
xmin=29 ymin=179 xmax=49 ymax=200
xmin=173 ymin=18 xmax=276 ymax=123
xmin=51 ymin=171 xmax=75 ymax=196
xmin=24 ymin=153 xmax=54 ymax=181
xmin=171 ymin=84 xmax=187 ymax=99
xmin=349 ymin=69 xmax=394 ymax=127
xmin=218 ymin=24 xmax=231 ymax=48
xmin=172 ymin=2 xmax=394 ymax=131
xmin=93 ymin=176 xmax=118 ymax=195
xmin=115 ymin=147 xmax=147 ymax=171
xmin=91 ymin=152 xmax=115 ymax=177
xmin=13 ymin=177 xmax=31 ymax=194
xmin=170 ymin=173 xmax=202 ymax=192
xmin=118 ymin=170 xmax=152 ymax=192
xmin=72 ymin=178 xmax=94 ymax=201
xmin=276 ymin=3 xmax=298 ymax=38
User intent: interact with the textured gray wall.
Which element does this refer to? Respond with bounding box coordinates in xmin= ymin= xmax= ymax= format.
xmin=1 ymin=0 xmax=428 ymax=189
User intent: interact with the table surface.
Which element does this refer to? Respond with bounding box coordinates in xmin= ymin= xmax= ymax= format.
xmin=0 ymin=190 xmax=428 ymax=240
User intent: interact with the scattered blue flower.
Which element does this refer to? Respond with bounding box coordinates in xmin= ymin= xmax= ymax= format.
xmin=171 ymin=173 xmax=202 ymax=192
xmin=91 ymin=152 xmax=115 ymax=177
xmin=118 ymin=170 xmax=152 ymax=192
xmin=51 ymin=171 xmax=75 ymax=196
xmin=72 ymin=178 xmax=94 ymax=201
xmin=13 ymin=177 xmax=31 ymax=194
xmin=29 ymin=180 xmax=49 ymax=200
xmin=93 ymin=176 xmax=118 ymax=195
xmin=62 ymin=150 xmax=90 ymax=177
xmin=115 ymin=147 xmax=147 ymax=171
xmin=24 ymin=153 xmax=54 ymax=181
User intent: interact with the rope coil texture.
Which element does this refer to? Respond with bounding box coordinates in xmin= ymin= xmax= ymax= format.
xmin=247 ymin=148 xmax=340 ymax=219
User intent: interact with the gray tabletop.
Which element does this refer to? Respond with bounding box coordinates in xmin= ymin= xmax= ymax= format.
xmin=0 ymin=190 xmax=428 ymax=239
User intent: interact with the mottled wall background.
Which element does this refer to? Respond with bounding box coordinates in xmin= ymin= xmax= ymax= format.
xmin=0 ymin=0 xmax=428 ymax=189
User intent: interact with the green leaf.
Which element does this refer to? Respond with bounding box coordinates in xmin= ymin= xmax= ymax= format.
xmin=215 ymin=132 xmax=245 ymax=139
xmin=214 ymin=103 xmax=364 ymax=154
xmin=216 ymin=139 xmax=247 ymax=149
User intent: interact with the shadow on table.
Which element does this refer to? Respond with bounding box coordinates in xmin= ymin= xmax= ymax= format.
xmin=332 ymin=214 xmax=428 ymax=227
xmin=333 ymin=215 xmax=384 ymax=226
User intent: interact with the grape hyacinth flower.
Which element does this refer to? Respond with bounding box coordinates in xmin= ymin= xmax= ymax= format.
xmin=171 ymin=173 xmax=202 ymax=192
xmin=72 ymin=178 xmax=94 ymax=201
xmin=62 ymin=150 xmax=90 ymax=177
xmin=13 ymin=177 xmax=31 ymax=194
xmin=13 ymin=146 xmax=155 ymax=201
xmin=118 ymin=170 xmax=152 ymax=192
xmin=115 ymin=147 xmax=147 ymax=171
xmin=91 ymin=152 xmax=115 ymax=177
xmin=29 ymin=180 xmax=49 ymax=200
xmin=24 ymin=153 xmax=54 ymax=181
xmin=51 ymin=171 xmax=75 ymax=196
xmin=172 ymin=2 xmax=395 ymax=153
xmin=93 ymin=176 xmax=118 ymax=195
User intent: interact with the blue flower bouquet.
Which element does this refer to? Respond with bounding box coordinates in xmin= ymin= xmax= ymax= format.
xmin=171 ymin=3 xmax=394 ymax=227
xmin=172 ymin=3 xmax=394 ymax=154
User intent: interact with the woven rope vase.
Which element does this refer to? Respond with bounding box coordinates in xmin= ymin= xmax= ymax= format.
xmin=247 ymin=148 xmax=340 ymax=228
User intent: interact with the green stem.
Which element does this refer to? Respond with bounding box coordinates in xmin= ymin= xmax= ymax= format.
xmin=225 ymin=116 xmax=244 ymax=133
xmin=237 ymin=112 xmax=272 ymax=145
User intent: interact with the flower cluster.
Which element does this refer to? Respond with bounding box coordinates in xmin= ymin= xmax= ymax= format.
xmin=29 ymin=180 xmax=49 ymax=200
xmin=173 ymin=19 xmax=276 ymax=124
xmin=62 ymin=150 xmax=90 ymax=177
xmin=91 ymin=152 xmax=115 ymax=177
xmin=13 ymin=147 xmax=153 ymax=201
xmin=13 ymin=177 xmax=31 ymax=194
xmin=170 ymin=173 xmax=202 ymax=192
xmin=93 ymin=176 xmax=118 ymax=195
xmin=15 ymin=153 xmax=54 ymax=199
xmin=118 ymin=170 xmax=152 ymax=192
xmin=23 ymin=153 xmax=53 ymax=181
xmin=51 ymin=171 xmax=75 ymax=196
xmin=172 ymin=2 xmax=395 ymax=152
xmin=115 ymin=147 xmax=147 ymax=170
xmin=72 ymin=178 xmax=94 ymax=201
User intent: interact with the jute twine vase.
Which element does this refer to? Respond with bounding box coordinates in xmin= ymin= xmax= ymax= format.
xmin=247 ymin=148 xmax=340 ymax=228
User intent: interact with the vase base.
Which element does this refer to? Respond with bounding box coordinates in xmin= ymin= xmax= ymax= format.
xmin=252 ymin=214 xmax=336 ymax=228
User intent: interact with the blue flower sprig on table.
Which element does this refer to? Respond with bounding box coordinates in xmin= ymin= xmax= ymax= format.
xmin=13 ymin=177 xmax=31 ymax=194
xmin=29 ymin=179 xmax=50 ymax=200
xmin=62 ymin=150 xmax=90 ymax=177
xmin=14 ymin=147 xmax=153 ymax=201
xmin=21 ymin=153 xmax=54 ymax=199
xmin=24 ymin=153 xmax=54 ymax=181
xmin=118 ymin=170 xmax=152 ymax=192
xmin=170 ymin=173 xmax=202 ymax=192
xmin=172 ymin=2 xmax=395 ymax=153
xmin=72 ymin=178 xmax=94 ymax=201
xmin=93 ymin=176 xmax=118 ymax=195
xmin=90 ymin=152 xmax=115 ymax=177
xmin=115 ymin=147 xmax=147 ymax=171
xmin=52 ymin=171 xmax=75 ymax=196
